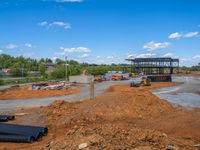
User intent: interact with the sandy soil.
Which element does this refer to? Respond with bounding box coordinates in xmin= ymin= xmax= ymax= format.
xmin=0 ymin=82 xmax=200 ymax=150
xmin=0 ymin=87 xmax=78 ymax=100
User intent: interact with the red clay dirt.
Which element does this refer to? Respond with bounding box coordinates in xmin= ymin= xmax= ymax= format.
xmin=0 ymin=87 xmax=78 ymax=100
xmin=0 ymin=82 xmax=200 ymax=150
xmin=195 ymin=91 xmax=200 ymax=95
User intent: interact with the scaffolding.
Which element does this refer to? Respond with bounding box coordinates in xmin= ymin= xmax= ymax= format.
xmin=125 ymin=57 xmax=179 ymax=75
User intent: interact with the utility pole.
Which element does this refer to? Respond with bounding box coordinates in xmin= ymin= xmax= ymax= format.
xmin=22 ymin=64 xmax=24 ymax=79
xmin=65 ymin=56 xmax=68 ymax=81
xmin=90 ymin=76 xmax=94 ymax=100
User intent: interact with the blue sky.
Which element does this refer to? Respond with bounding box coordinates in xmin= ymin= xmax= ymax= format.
xmin=0 ymin=0 xmax=200 ymax=66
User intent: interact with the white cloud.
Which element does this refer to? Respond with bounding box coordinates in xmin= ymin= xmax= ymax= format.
xmin=127 ymin=53 xmax=156 ymax=59
xmin=96 ymin=59 xmax=105 ymax=64
xmin=45 ymin=0 xmax=83 ymax=2
xmin=60 ymin=47 xmax=91 ymax=53
xmin=50 ymin=22 xmax=71 ymax=29
xmin=38 ymin=21 xmax=48 ymax=26
xmin=169 ymin=31 xmax=199 ymax=39
xmin=52 ymin=57 xmax=58 ymax=61
xmin=183 ymin=32 xmax=199 ymax=38
xmin=22 ymin=52 xmax=35 ymax=58
xmin=54 ymin=51 xmax=66 ymax=56
xmin=193 ymin=55 xmax=200 ymax=59
xmin=136 ymin=53 xmax=156 ymax=58
xmin=127 ymin=54 xmax=137 ymax=59
xmin=143 ymin=41 xmax=171 ymax=51
xmin=162 ymin=53 xmax=174 ymax=57
xmin=96 ymin=56 xmax=101 ymax=58
xmin=80 ymin=53 xmax=89 ymax=58
xmin=54 ymin=0 xmax=83 ymax=2
xmin=107 ymin=56 xmax=114 ymax=59
xmin=0 ymin=50 xmax=3 ymax=53
xmin=169 ymin=32 xmax=183 ymax=39
xmin=38 ymin=21 xmax=71 ymax=29
xmin=24 ymin=43 xmax=32 ymax=48
xmin=6 ymin=44 xmax=18 ymax=49
xmin=180 ymin=58 xmax=189 ymax=62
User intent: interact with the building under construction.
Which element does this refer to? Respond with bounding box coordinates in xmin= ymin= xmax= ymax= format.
xmin=125 ymin=57 xmax=179 ymax=82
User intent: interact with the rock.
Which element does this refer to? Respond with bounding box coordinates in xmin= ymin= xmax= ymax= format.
xmin=162 ymin=133 xmax=167 ymax=138
xmin=193 ymin=144 xmax=200 ymax=147
xmin=15 ymin=113 xmax=28 ymax=116
xmin=166 ymin=144 xmax=178 ymax=150
xmin=88 ymin=134 xmax=103 ymax=145
xmin=78 ymin=143 xmax=88 ymax=149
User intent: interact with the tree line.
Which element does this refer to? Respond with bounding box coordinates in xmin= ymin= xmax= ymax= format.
xmin=0 ymin=54 xmax=126 ymax=82
xmin=1 ymin=54 xmax=199 ymax=85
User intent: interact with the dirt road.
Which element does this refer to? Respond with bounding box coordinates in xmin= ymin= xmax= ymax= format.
xmin=1 ymin=82 xmax=200 ymax=150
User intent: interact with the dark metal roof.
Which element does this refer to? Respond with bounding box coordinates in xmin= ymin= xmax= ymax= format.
xmin=126 ymin=57 xmax=179 ymax=62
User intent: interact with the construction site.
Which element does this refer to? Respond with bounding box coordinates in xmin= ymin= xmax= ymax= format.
xmin=0 ymin=56 xmax=200 ymax=150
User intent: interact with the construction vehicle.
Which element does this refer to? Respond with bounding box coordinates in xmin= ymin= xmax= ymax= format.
xmin=94 ymin=76 xmax=103 ymax=82
xmin=111 ymin=74 xmax=122 ymax=80
xmin=130 ymin=77 xmax=151 ymax=87
xmin=111 ymin=73 xmax=130 ymax=81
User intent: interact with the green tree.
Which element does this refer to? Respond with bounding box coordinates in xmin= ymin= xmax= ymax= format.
xmin=0 ymin=78 xmax=4 ymax=85
xmin=49 ymin=66 xmax=65 ymax=79
xmin=39 ymin=64 xmax=46 ymax=77
xmin=55 ymin=58 xmax=65 ymax=65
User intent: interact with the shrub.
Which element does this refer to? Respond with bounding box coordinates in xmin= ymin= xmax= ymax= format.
xmin=0 ymin=79 xmax=4 ymax=85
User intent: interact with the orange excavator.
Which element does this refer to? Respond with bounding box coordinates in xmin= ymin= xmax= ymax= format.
xmin=111 ymin=74 xmax=122 ymax=80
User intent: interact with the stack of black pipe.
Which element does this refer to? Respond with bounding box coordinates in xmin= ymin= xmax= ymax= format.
xmin=0 ymin=115 xmax=48 ymax=143
xmin=0 ymin=115 xmax=15 ymax=122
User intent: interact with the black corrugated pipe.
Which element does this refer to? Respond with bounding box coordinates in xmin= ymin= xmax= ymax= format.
xmin=0 ymin=123 xmax=48 ymax=140
xmin=0 ymin=117 xmax=8 ymax=122
xmin=4 ymin=115 xmax=15 ymax=120
xmin=0 ymin=116 xmax=15 ymax=122
xmin=0 ymin=134 xmax=35 ymax=143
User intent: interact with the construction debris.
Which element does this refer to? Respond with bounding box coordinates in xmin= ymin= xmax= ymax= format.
xmin=32 ymin=83 xmax=48 ymax=90
xmin=32 ymin=82 xmax=70 ymax=90
xmin=0 ymin=82 xmax=78 ymax=100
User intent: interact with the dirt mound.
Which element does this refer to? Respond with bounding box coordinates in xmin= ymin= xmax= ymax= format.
xmin=195 ymin=91 xmax=200 ymax=95
xmin=0 ymin=82 xmax=200 ymax=149
xmin=38 ymin=83 xmax=200 ymax=149
xmin=46 ymin=124 xmax=172 ymax=150
xmin=0 ymin=88 xmax=78 ymax=100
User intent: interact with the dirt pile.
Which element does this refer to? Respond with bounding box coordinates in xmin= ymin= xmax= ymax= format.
xmin=38 ymin=83 xmax=200 ymax=149
xmin=0 ymin=87 xmax=78 ymax=100
xmin=0 ymin=82 xmax=200 ymax=149
xmin=195 ymin=91 xmax=200 ymax=95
